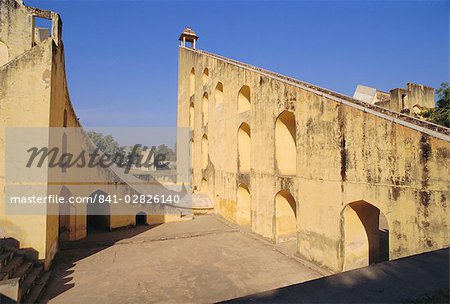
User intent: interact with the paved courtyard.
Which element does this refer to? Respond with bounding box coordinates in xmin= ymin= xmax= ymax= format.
xmin=42 ymin=215 xmax=323 ymax=303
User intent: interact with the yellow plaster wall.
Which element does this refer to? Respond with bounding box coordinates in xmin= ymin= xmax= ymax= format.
xmin=0 ymin=0 xmax=185 ymax=268
xmin=0 ymin=39 xmax=53 ymax=263
xmin=177 ymin=47 xmax=450 ymax=272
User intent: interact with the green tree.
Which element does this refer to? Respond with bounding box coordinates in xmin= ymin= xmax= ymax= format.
xmin=126 ymin=145 xmax=144 ymax=166
xmin=422 ymin=82 xmax=450 ymax=127
xmin=155 ymin=144 xmax=176 ymax=161
xmin=86 ymin=131 xmax=126 ymax=164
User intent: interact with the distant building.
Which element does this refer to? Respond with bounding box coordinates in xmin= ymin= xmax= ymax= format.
xmin=353 ymin=83 xmax=435 ymax=115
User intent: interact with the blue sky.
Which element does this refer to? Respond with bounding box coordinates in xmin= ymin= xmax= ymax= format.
xmin=27 ymin=0 xmax=449 ymax=127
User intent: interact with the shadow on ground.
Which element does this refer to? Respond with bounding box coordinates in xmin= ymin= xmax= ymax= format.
xmin=223 ymin=248 xmax=450 ymax=303
xmin=42 ymin=224 xmax=156 ymax=302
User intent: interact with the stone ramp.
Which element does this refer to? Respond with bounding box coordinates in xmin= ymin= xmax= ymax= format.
xmin=223 ymin=248 xmax=450 ymax=303
xmin=193 ymin=47 xmax=449 ymax=139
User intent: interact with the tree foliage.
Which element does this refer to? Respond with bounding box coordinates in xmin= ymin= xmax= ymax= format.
xmin=422 ymin=82 xmax=450 ymax=128
xmin=86 ymin=131 xmax=126 ymax=164
xmin=86 ymin=131 xmax=176 ymax=169
xmin=155 ymin=144 xmax=176 ymax=162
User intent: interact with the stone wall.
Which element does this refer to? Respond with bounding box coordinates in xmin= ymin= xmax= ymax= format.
xmin=0 ymin=0 xmax=184 ymax=268
xmin=177 ymin=46 xmax=450 ymax=272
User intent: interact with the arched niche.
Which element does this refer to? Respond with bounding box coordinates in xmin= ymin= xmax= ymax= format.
xmin=202 ymin=92 xmax=209 ymax=125
xmin=189 ymin=102 xmax=195 ymax=130
xmin=237 ymin=184 xmax=251 ymax=226
xmin=274 ymin=190 xmax=297 ymax=242
xmin=202 ymin=68 xmax=209 ymax=85
xmin=201 ymin=177 xmax=208 ymax=193
xmin=275 ymin=111 xmax=296 ymax=176
xmin=238 ymin=123 xmax=251 ymax=173
xmin=189 ymin=68 xmax=195 ymax=97
xmin=215 ymin=82 xmax=223 ymax=107
xmin=201 ymin=134 xmax=208 ymax=169
xmin=238 ymin=85 xmax=251 ymax=113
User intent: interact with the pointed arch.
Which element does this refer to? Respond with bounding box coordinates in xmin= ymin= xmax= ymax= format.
xmin=202 ymin=92 xmax=209 ymax=125
xmin=59 ymin=186 xmax=72 ymax=241
xmin=87 ymin=190 xmax=111 ymax=234
xmin=238 ymin=122 xmax=251 ymax=173
xmin=274 ymin=190 xmax=297 ymax=242
xmin=237 ymin=184 xmax=251 ymax=226
xmin=238 ymin=85 xmax=251 ymax=113
xmin=189 ymin=68 xmax=195 ymax=97
xmin=136 ymin=211 xmax=147 ymax=226
xmin=215 ymin=82 xmax=224 ymax=107
xmin=201 ymin=177 xmax=208 ymax=193
xmin=190 ymin=138 xmax=194 ymax=170
xmin=342 ymin=200 xmax=390 ymax=271
xmin=189 ymin=102 xmax=195 ymax=130
xmin=275 ymin=111 xmax=296 ymax=176
xmin=201 ymin=134 xmax=208 ymax=169
xmin=202 ymin=68 xmax=209 ymax=85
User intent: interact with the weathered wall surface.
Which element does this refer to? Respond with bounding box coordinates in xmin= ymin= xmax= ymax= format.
xmin=0 ymin=0 xmax=33 ymax=64
xmin=177 ymin=47 xmax=449 ymax=272
xmin=0 ymin=39 xmax=53 ymax=263
xmin=0 ymin=0 xmax=185 ymax=268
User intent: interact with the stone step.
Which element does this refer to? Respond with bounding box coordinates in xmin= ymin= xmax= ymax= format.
xmin=0 ymin=294 xmax=18 ymax=304
xmin=0 ymin=238 xmax=20 ymax=251
xmin=11 ymin=259 xmax=33 ymax=281
xmin=21 ymin=264 xmax=44 ymax=299
xmin=0 ymin=278 xmax=21 ymax=304
xmin=0 ymin=250 xmax=14 ymax=268
xmin=23 ymin=271 xmax=51 ymax=304
xmin=0 ymin=255 xmax=24 ymax=280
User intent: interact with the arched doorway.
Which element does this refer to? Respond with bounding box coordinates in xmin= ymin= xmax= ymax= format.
xmin=237 ymin=184 xmax=251 ymax=226
xmin=274 ymin=190 xmax=297 ymax=242
xmin=275 ymin=111 xmax=296 ymax=176
xmin=238 ymin=85 xmax=251 ymax=113
xmin=87 ymin=190 xmax=111 ymax=234
xmin=59 ymin=186 xmax=72 ymax=242
xmin=238 ymin=123 xmax=251 ymax=173
xmin=342 ymin=201 xmax=390 ymax=271
xmin=136 ymin=212 xmax=147 ymax=226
